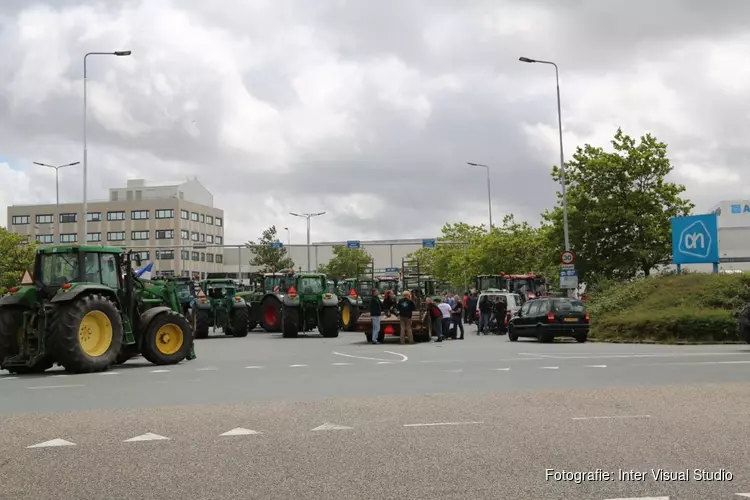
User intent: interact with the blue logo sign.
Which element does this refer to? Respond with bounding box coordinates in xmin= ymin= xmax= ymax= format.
xmin=269 ymin=241 xmax=284 ymax=249
xmin=559 ymin=269 xmax=577 ymax=277
xmin=385 ymin=267 xmax=399 ymax=273
xmin=422 ymin=239 xmax=436 ymax=248
xmin=670 ymin=214 xmax=719 ymax=264
xmin=346 ymin=240 xmax=360 ymax=249
xmin=731 ymin=204 xmax=750 ymax=214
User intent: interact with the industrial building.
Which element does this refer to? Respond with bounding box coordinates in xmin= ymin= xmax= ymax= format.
xmin=7 ymin=178 xmax=225 ymax=278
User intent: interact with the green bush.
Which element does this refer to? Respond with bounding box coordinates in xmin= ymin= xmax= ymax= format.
xmin=587 ymin=273 xmax=750 ymax=343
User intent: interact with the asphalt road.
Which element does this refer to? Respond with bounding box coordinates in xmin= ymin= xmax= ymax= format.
xmin=2 ymin=324 xmax=750 ymax=499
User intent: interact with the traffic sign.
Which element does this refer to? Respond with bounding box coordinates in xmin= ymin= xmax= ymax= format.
xmin=670 ymin=214 xmax=719 ymax=265
xmin=347 ymin=240 xmax=361 ymax=249
xmin=269 ymin=241 xmax=284 ymax=249
xmin=422 ymin=239 xmax=436 ymax=248
xmin=560 ymin=250 xmax=575 ymax=265
xmin=20 ymin=270 xmax=33 ymax=285
xmin=561 ymin=263 xmax=575 ymax=270
xmin=385 ymin=267 xmax=399 ymax=273
xmin=559 ymin=269 xmax=578 ymax=289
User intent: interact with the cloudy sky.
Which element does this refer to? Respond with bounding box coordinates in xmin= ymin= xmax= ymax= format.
xmin=1 ymin=0 xmax=749 ymax=245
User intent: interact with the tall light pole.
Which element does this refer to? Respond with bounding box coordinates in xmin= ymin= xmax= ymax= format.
xmin=34 ymin=161 xmax=80 ymax=242
xmin=519 ymin=56 xmax=570 ymax=251
xmin=283 ymin=227 xmax=291 ymax=245
xmin=289 ymin=212 xmax=325 ymax=271
xmin=83 ymin=50 xmax=131 ymax=237
xmin=467 ymin=162 xmax=492 ymax=232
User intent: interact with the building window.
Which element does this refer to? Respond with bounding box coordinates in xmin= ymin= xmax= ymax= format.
xmin=59 ymin=213 xmax=77 ymax=223
xmin=200 ymin=214 xmax=205 ymax=223
xmin=200 ymin=233 xmax=205 ymax=242
xmin=134 ymin=251 xmax=150 ymax=261
xmin=216 ymin=236 xmax=223 ymax=245
xmin=107 ymin=231 xmax=125 ymax=241
xmin=131 ymin=231 xmax=149 ymax=240
xmin=180 ymin=210 xmax=189 ymax=220
xmin=215 ymin=217 xmax=222 ymax=227
xmin=36 ymin=214 xmax=53 ymax=224
xmin=158 ymin=270 xmax=175 ymax=277
xmin=181 ymin=230 xmax=189 ymax=240
xmin=206 ymin=215 xmax=213 ymax=225
xmin=131 ymin=210 xmax=149 ymax=220
xmin=37 ymin=234 xmax=53 ymax=244
xmin=87 ymin=212 xmax=102 ymax=222
xmin=87 ymin=232 xmax=102 ymax=242
xmin=200 ymin=252 xmax=205 ymax=262
xmin=180 ymin=250 xmax=190 ymax=260
xmin=155 ymin=230 xmax=174 ymax=240
xmin=206 ymin=253 xmax=214 ymax=263
xmin=206 ymin=234 xmax=214 ymax=244
xmin=191 ymin=232 xmax=199 ymax=242
xmin=11 ymin=215 xmax=29 ymax=225
xmin=107 ymin=211 xmax=126 ymax=221
xmin=155 ymin=209 xmax=174 ymax=219
xmin=158 ymin=250 xmax=175 ymax=260
xmin=216 ymin=254 xmax=223 ymax=264
xmin=190 ymin=212 xmax=199 ymax=222
xmin=191 ymin=251 xmax=200 ymax=261
xmin=60 ymin=233 xmax=77 ymax=243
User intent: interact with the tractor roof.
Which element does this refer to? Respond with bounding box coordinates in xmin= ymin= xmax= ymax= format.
xmin=37 ymin=244 xmax=124 ymax=255
xmin=204 ymin=279 xmax=235 ymax=285
xmin=296 ymin=273 xmax=325 ymax=278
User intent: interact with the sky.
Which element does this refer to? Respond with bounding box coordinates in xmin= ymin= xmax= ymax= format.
xmin=2 ymin=0 xmax=750 ymax=245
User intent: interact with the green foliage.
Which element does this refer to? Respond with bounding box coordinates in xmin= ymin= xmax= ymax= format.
xmin=543 ymin=128 xmax=693 ymax=282
xmin=246 ymin=225 xmax=294 ymax=273
xmin=0 ymin=228 xmax=36 ymax=295
xmin=317 ymin=246 xmax=373 ymax=278
xmin=587 ymin=273 xmax=750 ymax=343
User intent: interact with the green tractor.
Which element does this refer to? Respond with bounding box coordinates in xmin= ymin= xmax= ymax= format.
xmin=191 ymin=279 xmax=249 ymax=339
xmin=237 ymin=270 xmax=294 ymax=333
xmin=280 ymin=273 xmax=339 ymax=338
xmin=149 ymin=276 xmax=195 ymax=317
xmin=0 ymin=245 xmax=194 ymax=374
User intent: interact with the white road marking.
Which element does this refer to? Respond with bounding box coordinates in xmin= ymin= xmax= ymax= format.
xmin=28 ymin=384 xmax=84 ymax=390
xmin=312 ymin=423 xmax=353 ymax=431
xmin=585 ymin=365 xmax=607 ymax=368
xmin=520 ymin=352 xmax=748 ymax=360
xmin=289 ymin=364 xmax=307 ymax=368
xmin=332 ymin=362 xmax=351 ymax=366
xmin=604 ymin=497 xmax=669 ymax=500
xmin=377 ymin=361 xmax=393 ymax=364
xmin=27 ymin=438 xmax=76 ymax=448
xmin=244 ymin=365 xmax=263 ymax=369
xmin=572 ymin=415 xmax=651 ymax=421
xmin=220 ymin=428 xmax=260 ymax=436
xmin=124 ymin=433 xmax=170 ymax=442
xmin=99 ymin=372 xmax=119 ymax=375
xmin=382 ymin=351 xmax=408 ymax=362
xmin=418 ymin=359 xmax=464 ymax=363
xmin=518 ymin=353 xmax=556 ymax=358
xmin=0 ymin=376 xmax=19 ymax=380
xmin=646 ymin=360 xmax=750 ymax=366
xmin=540 ymin=366 xmax=559 ymax=370
xmin=490 ymin=368 xmax=511 ymax=371
xmin=332 ymin=351 xmax=408 ymax=363
xmin=150 ymin=369 xmax=170 ymax=373
xmin=403 ymin=421 xmax=484 ymax=427
xmin=51 ymin=374 xmax=69 ymax=378
xmin=736 ymin=494 xmax=750 ymax=498
xmin=196 ymin=367 xmax=219 ymax=371
xmin=443 ymin=369 xmax=463 ymax=373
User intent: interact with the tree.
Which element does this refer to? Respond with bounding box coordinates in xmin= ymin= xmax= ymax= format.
xmin=543 ymin=128 xmax=693 ymax=282
xmin=0 ymin=228 xmax=36 ymax=294
xmin=317 ymin=246 xmax=373 ymax=278
xmin=246 ymin=225 xmax=295 ymax=272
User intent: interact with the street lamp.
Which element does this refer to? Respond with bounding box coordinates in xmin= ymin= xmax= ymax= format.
xmin=467 ymin=162 xmax=492 ymax=232
xmin=83 ymin=50 xmax=132 ymax=237
xmin=518 ymin=56 xmax=570 ymax=252
xmin=34 ymin=161 xmax=80 ymax=241
xmin=283 ymin=227 xmax=291 ymax=245
xmin=289 ymin=212 xmax=325 ymax=271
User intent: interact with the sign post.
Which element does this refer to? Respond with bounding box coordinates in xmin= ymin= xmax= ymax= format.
xmin=670 ymin=214 xmax=720 ymax=273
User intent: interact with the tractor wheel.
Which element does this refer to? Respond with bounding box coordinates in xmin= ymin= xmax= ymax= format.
xmin=229 ymin=307 xmax=249 ymax=338
xmin=281 ymin=306 xmax=299 ymax=338
xmin=141 ymin=310 xmax=192 ymax=365
xmin=193 ymin=309 xmax=210 ymax=339
xmin=319 ymin=306 xmax=339 ymax=338
xmin=53 ymin=294 xmax=124 ymax=374
xmin=260 ymin=297 xmax=282 ymax=332
xmin=0 ymin=307 xmax=54 ymax=374
xmin=247 ymin=305 xmax=257 ymax=331
xmin=340 ymin=302 xmax=359 ymax=331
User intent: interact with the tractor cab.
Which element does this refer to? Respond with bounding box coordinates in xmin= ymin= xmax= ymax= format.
xmin=264 ymin=271 xmax=294 ymax=293
xmin=375 ymin=276 xmax=399 ymax=295
xmin=475 ymin=274 xmax=504 ymax=293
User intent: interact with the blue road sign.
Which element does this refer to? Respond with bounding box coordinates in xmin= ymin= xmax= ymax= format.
xmin=347 ymin=240 xmax=361 ymax=249
xmin=422 ymin=238 xmax=436 ymax=248
xmin=385 ymin=267 xmax=399 ymax=273
xmin=671 ymin=214 xmax=719 ymax=265
xmin=559 ymin=269 xmax=577 ymax=277
xmin=269 ymin=241 xmax=284 ymax=249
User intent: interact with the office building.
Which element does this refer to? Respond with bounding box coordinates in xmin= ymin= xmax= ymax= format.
xmin=7 ymin=178 xmax=225 ymax=278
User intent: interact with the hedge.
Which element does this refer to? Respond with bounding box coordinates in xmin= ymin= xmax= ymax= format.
xmin=586 ymin=273 xmax=750 ymax=343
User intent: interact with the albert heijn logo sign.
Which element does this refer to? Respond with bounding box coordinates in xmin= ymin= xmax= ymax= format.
xmin=671 ymin=214 xmax=719 ymax=265
xmin=730 ymin=203 xmax=750 ymax=214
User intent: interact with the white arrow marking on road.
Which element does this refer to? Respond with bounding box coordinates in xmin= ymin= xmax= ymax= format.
xmin=124 ymin=433 xmax=170 ymax=442
xmin=220 ymin=428 xmax=260 ymax=436
xmin=27 ymin=438 xmax=76 ymax=448
xmin=150 ymin=369 xmax=170 ymax=373
xmin=491 ymin=368 xmax=510 ymax=371
xmin=244 ymin=365 xmax=263 ymax=369
xmin=540 ymin=366 xmax=559 ymax=370
xmin=312 ymin=423 xmax=353 ymax=431
xmin=585 ymin=365 xmax=607 ymax=368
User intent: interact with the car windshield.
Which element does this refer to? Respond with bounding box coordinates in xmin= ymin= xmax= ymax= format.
xmin=40 ymin=252 xmax=79 ymax=286
xmin=552 ymin=299 xmax=586 ymax=313
xmin=298 ymin=277 xmax=324 ymax=294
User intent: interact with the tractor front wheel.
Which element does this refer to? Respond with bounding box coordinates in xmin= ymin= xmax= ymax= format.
xmin=229 ymin=307 xmax=249 ymax=338
xmin=53 ymin=294 xmax=124 ymax=374
xmin=193 ymin=309 xmax=210 ymax=339
xmin=281 ymin=306 xmax=299 ymax=338
xmin=0 ymin=306 xmax=54 ymax=374
xmin=141 ymin=311 xmax=193 ymax=365
xmin=319 ymin=306 xmax=339 ymax=338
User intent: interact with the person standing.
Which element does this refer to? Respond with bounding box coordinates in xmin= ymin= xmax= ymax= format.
xmin=370 ymin=288 xmax=382 ymax=344
xmin=468 ymin=292 xmax=478 ymax=325
xmin=462 ymin=292 xmax=469 ymax=323
xmin=437 ymin=297 xmax=452 ymax=339
xmin=478 ymin=294 xmax=492 ymax=335
xmin=426 ymin=297 xmax=444 ymax=342
xmin=451 ymin=297 xmax=464 ymax=340
xmin=396 ymin=291 xmax=416 ymax=344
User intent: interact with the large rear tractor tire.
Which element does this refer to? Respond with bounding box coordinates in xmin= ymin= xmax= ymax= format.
xmin=319 ymin=306 xmax=339 ymax=338
xmin=193 ymin=309 xmax=210 ymax=339
xmin=260 ymin=297 xmax=282 ymax=332
xmin=53 ymin=294 xmax=124 ymax=374
xmin=281 ymin=306 xmax=299 ymax=338
xmin=0 ymin=307 xmax=54 ymax=374
xmin=229 ymin=307 xmax=249 ymax=338
xmin=340 ymin=302 xmax=359 ymax=331
xmin=141 ymin=311 xmax=193 ymax=365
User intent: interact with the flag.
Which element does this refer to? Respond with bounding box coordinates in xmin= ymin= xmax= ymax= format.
xmin=136 ymin=262 xmax=154 ymax=280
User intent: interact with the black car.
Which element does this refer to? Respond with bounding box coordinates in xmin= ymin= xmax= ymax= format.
xmin=508 ymin=297 xmax=589 ymax=343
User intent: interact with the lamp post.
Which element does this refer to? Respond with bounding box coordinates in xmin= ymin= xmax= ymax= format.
xmin=283 ymin=227 xmax=291 ymax=245
xmin=83 ymin=50 xmax=131 ymax=237
xmin=34 ymin=161 xmax=80 ymax=242
xmin=467 ymin=162 xmax=493 ymax=232
xmin=518 ymin=56 xmax=570 ymax=252
xmin=289 ymin=212 xmax=325 ymax=271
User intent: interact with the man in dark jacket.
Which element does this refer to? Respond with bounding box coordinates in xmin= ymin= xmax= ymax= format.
xmin=370 ymin=288 xmax=382 ymax=344
xmin=467 ymin=293 xmax=478 ymax=325
xmin=396 ymin=291 xmax=416 ymax=344
xmin=478 ymin=295 xmax=492 ymax=334
xmin=451 ymin=298 xmax=464 ymax=340
xmin=492 ymin=296 xmax=508 ymax=334
xmin=426 ymin=297 xmax=444 ymax=342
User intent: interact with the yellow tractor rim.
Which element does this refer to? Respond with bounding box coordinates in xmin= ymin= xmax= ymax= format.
xmin=78 ymin=310 xmax=113 ymax=357
xmin=341 ymin=305 xmax=350 ymax=325
xmin=155 ymin=323 xmax=184 ymax=355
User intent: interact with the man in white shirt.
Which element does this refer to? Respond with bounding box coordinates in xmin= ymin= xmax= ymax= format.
xmin=437 ymin=298 xmax=453 ymax=339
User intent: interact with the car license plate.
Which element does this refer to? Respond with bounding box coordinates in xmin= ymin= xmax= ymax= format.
xmin=563 ymin=317 xmax=577 ymax=322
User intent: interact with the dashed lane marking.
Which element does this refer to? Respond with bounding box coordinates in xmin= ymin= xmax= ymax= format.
xmin=572 ymin=415 xmax=651 ymax=421
xmin=1 ymin=376 xmax=19 ymax=380
xmin=403 ymin=421 xmax=484 ymax=427
xmin=332 ymin=362 xmax=351 ymax=366
xmin=150 ymin=369 xmax=170 ymax=373
xmin=289 ymin=364 xmax=307 ymax=368
xmin=585 ymin=365 xmax=607 ymax=368
xmin=604 ymin=497 xmax=669 ymax=500
xmin=27 ymin=438 xmax=76 ymax=448
xmin=540 ymin=366 xmax=559 ymax=370
xmin=312 ymin=423 xmax=353 ymax=431
xmin=99 ymin=372 xmax=120 ymax=375
xmin=27 ymin=384 xmax=85 ymax=390
xmin=490 ymin=368 xmax=510 ymax=371
xmin=196 ymin=367 xmax=219 ymax=371
xmin=244 ymin=366 xmax=263 ymax=369
xmin=377 ymin=361 xmax=393 ymax=364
